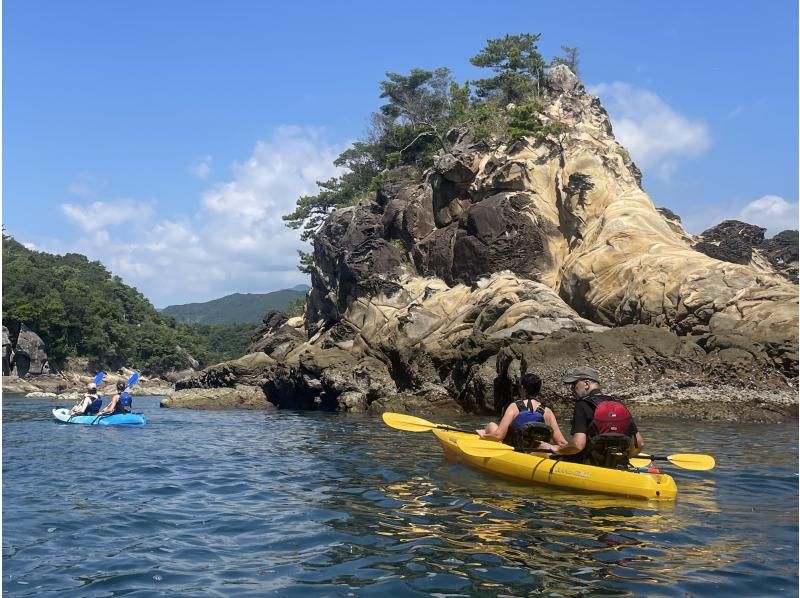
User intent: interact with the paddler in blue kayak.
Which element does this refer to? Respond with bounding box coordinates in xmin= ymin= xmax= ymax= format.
xmin=69 ymin=382 xmax=103 ymax=416
xmin=477 ymin=372 xmax=568 ymax=451
xmin=539 ymin=366 xmax=645 ymax=468
xmin=97 ymin=381 xmax=133 ymax=416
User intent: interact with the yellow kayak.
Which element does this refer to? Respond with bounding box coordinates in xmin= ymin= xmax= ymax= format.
xmin=432 ymin=428 xmax=678 ymax=501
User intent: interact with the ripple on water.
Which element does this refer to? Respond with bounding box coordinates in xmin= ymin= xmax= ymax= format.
xmin=2 ymin=398 xmax=798 ymax=597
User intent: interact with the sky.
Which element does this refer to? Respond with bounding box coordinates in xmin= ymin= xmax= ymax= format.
xmin=3 ymin=0 xmax=798 ymax=307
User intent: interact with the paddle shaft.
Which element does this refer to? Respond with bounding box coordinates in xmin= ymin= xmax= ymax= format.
xmin=436 ymin=424 xmax=477 ymax=434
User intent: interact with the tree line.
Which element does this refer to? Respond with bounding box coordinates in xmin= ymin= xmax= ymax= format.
xmin=283 ymin=34 xmax=580 ymax=270
xmin=2 ymin=234 xmax=256 ymax=374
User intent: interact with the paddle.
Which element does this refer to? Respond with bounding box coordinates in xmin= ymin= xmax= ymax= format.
xmin=91 ymin=372 xmax=139 ymax=424
xmin=633 ymin=453 xmax=716 ymax=471
xmin=457 ymin=437 xmax=554 ymax=457
xmin=67 ymin=371 xmax=106 ymax=422
xmin=381 ymin=412 xmax=475 ymax=435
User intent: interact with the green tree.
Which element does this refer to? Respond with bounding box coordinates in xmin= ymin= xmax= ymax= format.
xmin=470 ymin=33 xmax=546 ymax=104
xmin=379 ymin=68 xmax=455 ymax=153
xmin=2 ymin=234 xmax=259 ymax=374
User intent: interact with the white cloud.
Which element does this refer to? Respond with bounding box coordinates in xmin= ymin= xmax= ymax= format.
xmin=189 ymin=156 xmax=213 ymax=179
xmin=588 ymin=82 xmax=711 ymax=174
xmin=739 ymin=195 xmax=799 ymax=236
xmin=57 ymin=127 xmax=345 ymax=306
xmin=61 ymin=199 xmax=155 ymax=232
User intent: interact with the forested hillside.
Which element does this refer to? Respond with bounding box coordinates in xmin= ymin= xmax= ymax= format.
xmin=162 ymin=289 xmax=306 ymax=324
xmin=2 ymin=235 xmax=255 ymax=373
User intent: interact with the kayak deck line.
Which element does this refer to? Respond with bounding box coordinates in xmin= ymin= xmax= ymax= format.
xmin=432 ymin=429 xmax=677 ymax=501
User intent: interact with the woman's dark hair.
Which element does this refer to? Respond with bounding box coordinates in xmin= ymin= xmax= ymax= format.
xmin=116 ymin=381 xmax=126 ymax=391
xmin=520 ymin=372 xmax=542 ymax=396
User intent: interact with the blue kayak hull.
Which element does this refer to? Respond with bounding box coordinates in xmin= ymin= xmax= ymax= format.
xmin=52 ymin=408 xmax=146 ymax=426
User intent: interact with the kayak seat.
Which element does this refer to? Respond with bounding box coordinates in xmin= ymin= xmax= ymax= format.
xmin=507 ymin=422 xmax=553 ymax=453
xmin=586 ymin=433 xmax=632 ymax=469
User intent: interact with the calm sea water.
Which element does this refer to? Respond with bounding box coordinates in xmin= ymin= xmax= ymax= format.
xmin=3 ymin=395 xmax=797 ymax=597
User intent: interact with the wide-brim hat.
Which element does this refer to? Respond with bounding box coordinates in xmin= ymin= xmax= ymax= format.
xmin=562 ymin=366 xmax=600 ymax=384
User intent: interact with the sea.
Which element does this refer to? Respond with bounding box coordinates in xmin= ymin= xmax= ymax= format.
xmin=3 ymin=395 xmax=798 ymax=597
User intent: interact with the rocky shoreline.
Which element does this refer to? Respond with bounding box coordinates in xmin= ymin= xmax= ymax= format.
xmin=4 ymin=371 xmax=795 ymax=424
xmin=2 ymin=373 xmax=174 ymax=402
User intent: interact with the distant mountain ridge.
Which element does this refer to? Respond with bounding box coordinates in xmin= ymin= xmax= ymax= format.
xmin=162 ymin=287 xmax=308 ymax=324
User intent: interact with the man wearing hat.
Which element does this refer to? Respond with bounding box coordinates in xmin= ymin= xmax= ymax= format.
xmin=538 ymin=366 xmax=644 ymax=464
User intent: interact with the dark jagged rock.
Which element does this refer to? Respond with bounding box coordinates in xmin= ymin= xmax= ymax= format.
xmin=2 ymin=326 xmax=13 ymax=376
xmin=693 ymin=220 xmax=766 ymax=265
xmin=247 ymin=309 xmax=306 ymax=359
xmin=14 ymin=324 xmax=50 ymax=377
xmin=759 ymin=230 xmax=799 ymax=282
xmin=452 ymin=193 xmax=548 ymax=284
xmin=692 ymin=221 xmax=798 ymax=283
xmin=656 ymin=207 xmax=682 ymax=223
xmin=306 ymin=205 xmax=405 ymax=336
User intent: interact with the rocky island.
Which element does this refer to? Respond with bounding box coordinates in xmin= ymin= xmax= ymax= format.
xmin=165 ymin=62 xmax=797 ymax=423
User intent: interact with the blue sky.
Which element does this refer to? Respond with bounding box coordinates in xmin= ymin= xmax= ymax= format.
xmin=4 ymin=0 xmax=798 ymax=307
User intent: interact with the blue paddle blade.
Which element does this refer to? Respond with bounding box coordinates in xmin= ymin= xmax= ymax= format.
xmin=93 ymin=371 xmax=105 ymax=385
xmin=126 ymin=372 xmax=140 ymax=389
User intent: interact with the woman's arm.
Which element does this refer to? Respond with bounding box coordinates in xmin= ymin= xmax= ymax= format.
xmin=99 ymin=395 xmax=118 ymax=415
xmin=71 ymin=397 xmax=91 ymax=414
xmin=477 ymin=403 xmax=519 ymax=441
xmin=631 ymin=432 xmax=644 ymax=456
xmin=544 ymin=408 xmax=568 ymax=446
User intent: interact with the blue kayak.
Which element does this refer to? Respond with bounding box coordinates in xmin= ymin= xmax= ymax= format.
xmin=52 ymin=408 xmax=147 ymax=426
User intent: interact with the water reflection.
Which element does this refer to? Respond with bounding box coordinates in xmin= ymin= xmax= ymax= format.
xmin=3 ymin=400 xmax=796 ymax=597
xmin=322 ymin=422 xmax=731 ymax=597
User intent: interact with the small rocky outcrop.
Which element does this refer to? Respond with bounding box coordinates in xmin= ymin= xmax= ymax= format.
xmin=161 ymin=385 xmax=275 ymax=410
xmin=14 ymin=324 xmax=50 ymax=377
xmin=2 ymin=326 xmax=13 ymax=376
xmin=247 ymin=310 xmax=306 ymax=359
xmin=175 ymin=345 xmax=200 ymax=370
xmin=175 ymin=352 xmax=277 ymax=390
xmin=2 ymin=375 xmax=43 ymax=394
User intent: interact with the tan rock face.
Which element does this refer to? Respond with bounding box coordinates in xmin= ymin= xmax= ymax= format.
xmin=161 ymin=385 xmax=275 ymax=410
